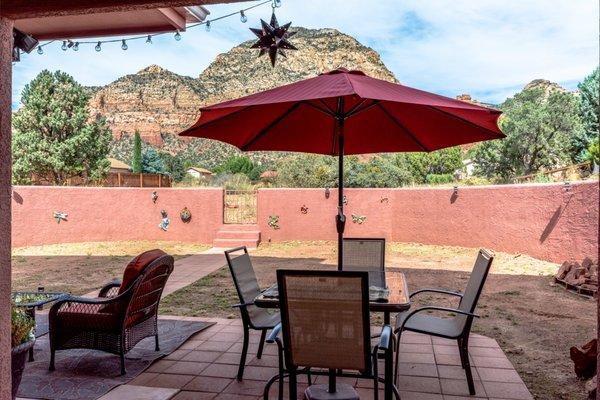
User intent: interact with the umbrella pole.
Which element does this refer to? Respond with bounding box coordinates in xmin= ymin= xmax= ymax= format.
xmin=336 ymin=113 xmax=345 ymax=271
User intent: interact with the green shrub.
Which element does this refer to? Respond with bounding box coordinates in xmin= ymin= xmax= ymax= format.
xmin=12 ymin=306 xmax=34 ymax=347
xmin=425 ymin=173 xmax=455 ymax=185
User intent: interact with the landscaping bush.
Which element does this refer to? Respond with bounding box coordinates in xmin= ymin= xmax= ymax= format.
xmin=425 ymin=173 xmax=455 ymax=185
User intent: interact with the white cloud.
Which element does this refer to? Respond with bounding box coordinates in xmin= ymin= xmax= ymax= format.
xmin=12 ymin=0 xmax=599 ymax=107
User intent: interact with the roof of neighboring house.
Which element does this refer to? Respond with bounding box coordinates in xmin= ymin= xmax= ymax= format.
xmin=187 ymin=167 xmax=213 ymax=175
xmin=260 ymin=170 xmax=278 ymax=179
xmin=108 ymin=158 xmax=130 ymax=170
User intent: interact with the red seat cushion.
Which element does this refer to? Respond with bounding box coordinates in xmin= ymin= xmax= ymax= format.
xmin=57 ymin=304 xmax=121 ymax=333
xmin=119 ymin=249 xmax=167 ymax=295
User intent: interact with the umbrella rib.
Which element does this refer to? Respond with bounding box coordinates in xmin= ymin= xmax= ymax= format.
xmin=319 ymin=99 xmax=336 ymax=115
xmin=302 ymin=101 xmax=336 ymax=117
xmin=345 ymin=99 xmax=380 ymax=119
xmin=425 ymin=105 xmax=504 ymax=138
xmin=241 ymin=102 xmax=304 ymax=150
xmin=180 ymin=105 xmax=254 ymax=135
xmin=376 ymin=103 xmax=430 ymax=152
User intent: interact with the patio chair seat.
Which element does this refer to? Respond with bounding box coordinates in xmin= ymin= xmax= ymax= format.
xmin=249 ymin=309 xmax=280 ymax=329
xmin=395 ymin=312 xmax=462 ymax=338
xmin=56 ymin=305 xmax=121 ymax=333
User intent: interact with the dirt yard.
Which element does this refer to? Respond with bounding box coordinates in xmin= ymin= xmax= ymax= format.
xmin=160 ymin=241 xmax=595 ymax=400
xmin=11 ymin=241 xmax=210 ymax=295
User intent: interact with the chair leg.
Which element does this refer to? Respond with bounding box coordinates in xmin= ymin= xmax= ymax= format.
xmin=155 ymin=334 xmax=160 ymax=351
xmin=257 ymin=329 xmax=267 ymax=359
xmin=289 ymin=370 xmax=297 ymax=400
xmin=120 ymin=350 xmax=126 ymax=376
xmin=49 ymin=348 xmax=55 ymax=371
xmin=458 ymin=337 xmax=475 ymax=395
xmin=393 ymin=331 xmax=402 ymax=386
xmin=237 ymin=325 xmax=250 ymax=381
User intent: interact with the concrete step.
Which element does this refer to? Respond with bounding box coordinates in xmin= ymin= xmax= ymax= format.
xmin=215 ymin=230 xmax=261 ymax=240
xmin=220 ymin=224 xmax=260 ymax=231
xmin=212 ymin=238 xmax=260 ymax=249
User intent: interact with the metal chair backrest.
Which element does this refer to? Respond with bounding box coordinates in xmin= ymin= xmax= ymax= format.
xmin=125 ymin=254 xmax=174 ymax=328
xmin=277 ymin=270 xmax=372 ymax=373
xmin=342 ymin=238 xmax=385 ymax=287
xmin=225 ymin=247 xmax=263 ymax=325
xmin=456 ymin=249 xmax=494 ymax=332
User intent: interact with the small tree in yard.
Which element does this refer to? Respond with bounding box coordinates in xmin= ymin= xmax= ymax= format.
xmin=141 ymin=147 xmax=166 ymax=174
xmin=12 ymin=70 xmax=112 ymax=184
xmin=131 ymin=130 xmax=143 ymax=173
xmin=574 ymin=67 xmax=599 ymax=161
xmin=473 ymin=87 xmax=582 ymax=182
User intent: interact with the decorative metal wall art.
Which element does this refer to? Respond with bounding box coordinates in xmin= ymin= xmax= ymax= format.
xmin=250 ymin=9 xmax=296 ymax=67
xmin=268 ymin=215 xmax=280 ymax=230
xmin=152 ymin=191 xmax=158 ymax=203
xmin=351 ymin=214 xmax=366 ymax=224
xmin=53 ymin=211 xmax=68 ymax=224
xmin=158 ymin=209 xmax=170 ymax=231
xmin=180 ymin=207 xmax=192 ymax=223
xmin=300 ymin=205 xmax=308 ymax=214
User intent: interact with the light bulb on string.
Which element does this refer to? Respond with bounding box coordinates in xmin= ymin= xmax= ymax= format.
xmin=73 ymin=42 xmax=79 ymax=51
xmin=273 ymin=0 xmax=282 ymax=8
xmin=61 ymin=41 xmax=68 ymax=51
xmin=205 ymin=20 xmax=211 ymax=32
xmin=121 ymin=39 xmax=128 ymax=50
xmin=37 ymin=46 xmax=44 ymax=55
xmin=174 ymin=31 xmax=181 ymax=41
xmin=146 ymin=35 xmax=152 ymax=44
xmin=240 ymin=10 xmax=247 ymax=23
xmin=95 ymin=42 xmax=102 ymax=52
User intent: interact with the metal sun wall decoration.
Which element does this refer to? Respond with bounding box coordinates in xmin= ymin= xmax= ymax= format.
xmin=250 ymin=10 xmax=297 ymax=67
xmin=300 ymin=205 xmax=308 ymax=214
xmin=180 ymin=207 xmax=192 ymax=223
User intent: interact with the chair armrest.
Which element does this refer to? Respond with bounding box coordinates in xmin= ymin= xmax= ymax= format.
xmin=396 ymin=306 xmax=478 ymax=334
xmin=98 ymin=280 xmax=122 ymax=298
xmin=409 ymin=288 xmax=463 ymax=299
xmin=266 ymin=323 xmax=282 ymax=343
xmin=378 ymin=324 xmax=392 ymax=351
xmin=232 ymin=301 xmax=254 ymax=309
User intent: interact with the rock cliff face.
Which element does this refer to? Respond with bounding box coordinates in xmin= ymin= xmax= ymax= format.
xmin=91 ymin=27 xmax=397 ymax=147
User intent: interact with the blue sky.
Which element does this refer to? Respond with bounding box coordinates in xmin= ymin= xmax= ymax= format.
xmin=12 ymin=0 xmax=599 ymax=109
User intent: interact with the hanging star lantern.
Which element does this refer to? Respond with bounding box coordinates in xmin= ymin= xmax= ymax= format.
xmin=250 ymin=10 xmax=297 ymax=67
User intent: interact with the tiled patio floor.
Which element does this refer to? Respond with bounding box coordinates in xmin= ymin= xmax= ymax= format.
xmin=108 ymin=316 xmax=533 ymax=400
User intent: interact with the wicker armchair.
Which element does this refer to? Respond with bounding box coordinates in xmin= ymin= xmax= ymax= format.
xmin=48 ymin=250 xmax=174 ymax=375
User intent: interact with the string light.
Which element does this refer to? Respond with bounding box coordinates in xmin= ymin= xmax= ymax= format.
xmin=274 ymin=0 xmax=282 ymax=7
xmin=34 ymin=0 xmax=272 ymax=54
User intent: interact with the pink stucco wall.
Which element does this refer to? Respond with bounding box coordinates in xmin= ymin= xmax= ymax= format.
xmin=258 ymin=182 xmax=599 ymax=263
xmin=11 ymin=186 xmax=224 ymax=247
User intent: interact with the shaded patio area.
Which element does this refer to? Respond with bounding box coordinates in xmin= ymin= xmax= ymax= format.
xmin=112 ymin=316 xmax=533 ymax=400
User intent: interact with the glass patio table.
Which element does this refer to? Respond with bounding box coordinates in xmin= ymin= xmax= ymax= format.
xmin=12 ymin=291 xmax=70 ymax=361
xmin=254 ymin=270 xmax=410 ymax=400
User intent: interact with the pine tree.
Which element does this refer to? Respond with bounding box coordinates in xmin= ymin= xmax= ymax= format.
xmin=131 ymin=130 xmax=143 ymax=173
xmin=574 ymin=67 xmax=599 ymax=160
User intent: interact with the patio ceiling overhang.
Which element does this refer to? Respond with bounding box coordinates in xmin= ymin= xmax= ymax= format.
xmin=0 ymin=1 xmax=250 ymax=398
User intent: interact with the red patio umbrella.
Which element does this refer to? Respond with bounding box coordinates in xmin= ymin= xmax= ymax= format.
xmin=180 ymin=68 xmax=504 ymax=269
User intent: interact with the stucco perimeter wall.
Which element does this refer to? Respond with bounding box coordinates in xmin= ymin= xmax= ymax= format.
xmin=258 ymin=182 xmax=599 ymax=263
xmin=11 ymin=186 xmax=224 ymax=248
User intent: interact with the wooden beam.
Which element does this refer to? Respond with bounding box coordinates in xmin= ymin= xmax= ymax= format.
xmin=0 ymin=0 xmax=245 ymax=20
xmin=0 ymin=16 xmax=13 ymax=400
xmin=157 ymin=7 xmax=186 ymax=31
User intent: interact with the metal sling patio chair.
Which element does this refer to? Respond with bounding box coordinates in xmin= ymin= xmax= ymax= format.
xmin=393 ymin=249 xmax=494 ymax=395
xmin=48 ymin=251 xmax=174 ymax=375
xmin=264 ymin=270 xmax=395 ymax=400
xmin=342 ymin=238 xmax=386 ymax=288
xmin=225 ymin=246 xmax=280 ymax=381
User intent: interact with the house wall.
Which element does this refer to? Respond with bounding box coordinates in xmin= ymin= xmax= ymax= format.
xmin=10 ymin=181 xmax=599 ymax=263
xmin=11 ymin=186 xmax=223 ymax=247
xmin=257 ymin=181 xmax=598 ymax=263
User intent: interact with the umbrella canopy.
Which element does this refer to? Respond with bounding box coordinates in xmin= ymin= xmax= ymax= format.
xmin=180 ymin=68 xmax=504 ymax=269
